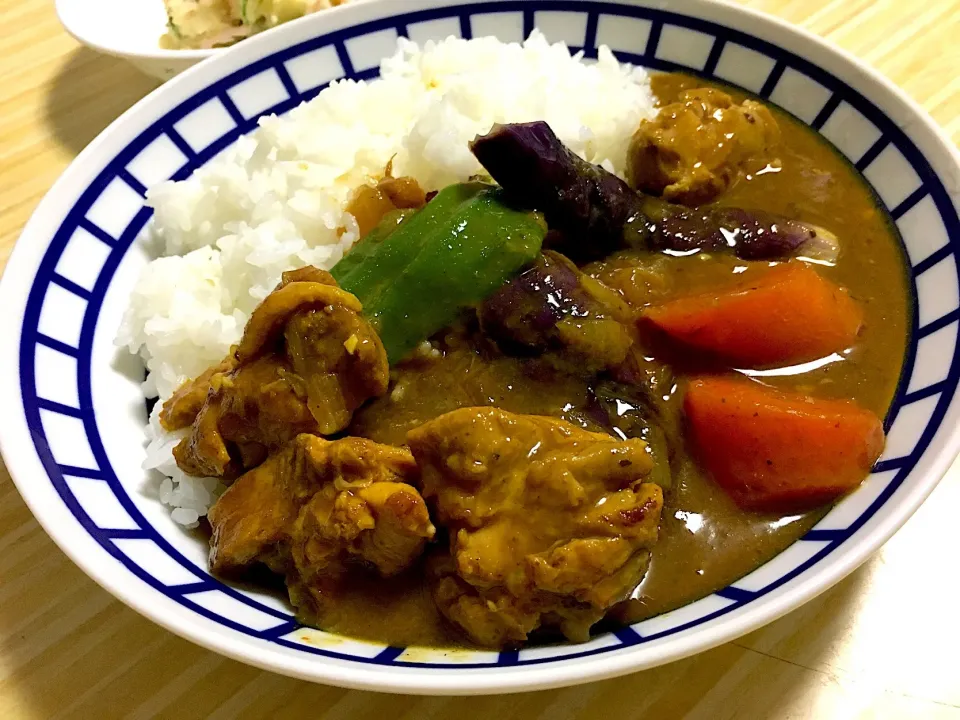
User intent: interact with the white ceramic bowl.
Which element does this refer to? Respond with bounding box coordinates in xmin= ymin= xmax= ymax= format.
xmin=55 ymin=0 xmax=369 ymax=81
xmin=7 ymin=0 xmax=960 ymax=696
xmin=56 ymin=0 xmax=206 ymax=80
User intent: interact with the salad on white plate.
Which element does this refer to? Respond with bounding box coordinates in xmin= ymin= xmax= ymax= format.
xmin=161 ymin=0 xmax=353 ymax=50
xmin=55 ymin=0 xmax=363 ymax=80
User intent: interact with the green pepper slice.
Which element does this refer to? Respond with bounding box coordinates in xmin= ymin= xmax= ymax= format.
xmin=332 ymin=183 xmax=545 ymax=364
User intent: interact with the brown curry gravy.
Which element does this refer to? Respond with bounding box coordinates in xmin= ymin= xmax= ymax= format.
xmin=319 ymin=73 xmax=910 ymax=648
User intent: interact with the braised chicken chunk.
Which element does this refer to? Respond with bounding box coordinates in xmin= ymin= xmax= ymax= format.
xmin=408 ymin=407 xmax=663 ymax=647
xmin=209 ymin=434 xmax=435 ymax=619
xmin=172 ymin=355 xmax=320 ymax=478
xmin=159 ymin=354 xmax=237 ymax=432
xmin=236 ymin=269 xmax=389 ymax=435
xmin=161 ymin=267 xmax=389 ymax=478
xmin=627 ymin=87 xmax=781 ymax=205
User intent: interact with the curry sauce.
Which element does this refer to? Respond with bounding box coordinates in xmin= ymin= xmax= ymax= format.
xmin=175 ymin=72 xmax=910 ymax=650
xmin=319 ymin=74 xmax=909 ymax=647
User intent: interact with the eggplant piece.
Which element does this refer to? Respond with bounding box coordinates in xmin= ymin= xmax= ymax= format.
xmin=470 ymin=122 xmax=647 ymax=261
xmin=479 ymin=251 xmax=633 ymax=374
xmin=643 ymin=200 xmax=838 ymax=262
xmin=480 ymin=250 xmax=584 ymax=353
xmin=470 ymin=121 xmax=839 ymax=264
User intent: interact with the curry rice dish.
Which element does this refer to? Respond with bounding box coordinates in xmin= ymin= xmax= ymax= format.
xmin=124 ymin=40 xmax=907 ymax=649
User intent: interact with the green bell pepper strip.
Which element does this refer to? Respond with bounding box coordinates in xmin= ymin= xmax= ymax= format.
xmin=333 ymin=183 xmax=488 ymax=301
xmin=332 ymin=184 xmax=545 ymax=364
xmin=330 ymin=208 xmax=414 ymax=283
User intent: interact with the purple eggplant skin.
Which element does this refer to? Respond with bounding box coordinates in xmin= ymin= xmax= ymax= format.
xmin=471 ymin=121 xmax=840 ymax=264
xmin=480 ymin=251 xmax=599 ymax=355
xmin=479 ymin=250 xmax=634 ymax=374
xmin=470 ymin=121 xmax=649 ymax=261
xmin=642 ymin=200 xmax=838 ymax=261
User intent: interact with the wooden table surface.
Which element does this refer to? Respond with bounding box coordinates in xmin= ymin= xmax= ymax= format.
xmin=2 ymin=1 xmax=959 ymax=717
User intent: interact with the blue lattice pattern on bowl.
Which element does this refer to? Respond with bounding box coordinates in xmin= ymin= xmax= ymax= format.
xmin=14 ymin=0 xmax=960 ymax=681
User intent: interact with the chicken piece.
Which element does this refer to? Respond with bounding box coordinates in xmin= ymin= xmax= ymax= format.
xmin=172 ymin=355 xmax=318 ymax=478
xmin=234 ymin=279 xmax=363 ymax=362
xmin=288 ymin=478 xmax=435 ymax=617
xmin=159 ymin=354 xmax=237 ymax=432
xmin=430 ymin=556 xmax=545 ymax=647
xmin=430 ymin=544 xmax=653 ymax=647
xmin=235 ymin=275 xmax=389 ymax=434
xmin=627 ymin=87 xmax=781 ymax=205
xmin=408 ymin=407 xmax=663 ymax=647
xmin=208 ymin=433 xmax=435 ymax=619
xmin=285 ymin=305 xmax=389 ymax=435
xmin=164 ymin=267 xmax=390 ymax=478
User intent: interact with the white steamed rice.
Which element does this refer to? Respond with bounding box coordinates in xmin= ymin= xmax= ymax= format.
xmin=116 ymin=31 xmax=659 ymax=527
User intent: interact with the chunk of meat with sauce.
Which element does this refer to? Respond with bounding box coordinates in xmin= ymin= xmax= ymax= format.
xmin=162 ymin=267 xmax=389 ymax=478
xmin=208 ymin=434 xmax=435 ymax=620
xmin=407 ymin=407 xmax=663 ymax=647
xmin=283 ymin=304 xmax=388 ymax=435
xmin=627 ymin=87 xmax=781 ymax=205
xmin=159 ymin=354 xmax=237 ymax=432
xmin=173 ymin=355 xmax=319 ymax=478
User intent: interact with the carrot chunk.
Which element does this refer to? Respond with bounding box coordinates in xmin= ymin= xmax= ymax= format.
xmin=644 ymin=262 xmax=863 ymax=368
xmin=684 ymin=376 xmax=885 ymax=512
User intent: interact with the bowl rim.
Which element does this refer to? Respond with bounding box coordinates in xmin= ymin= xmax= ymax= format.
xmin=8 ymin=0 xmax=960 ymax=695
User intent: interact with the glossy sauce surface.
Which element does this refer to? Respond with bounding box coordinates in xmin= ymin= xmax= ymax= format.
xmin=322 ymin=73 xmax=909 ymax=648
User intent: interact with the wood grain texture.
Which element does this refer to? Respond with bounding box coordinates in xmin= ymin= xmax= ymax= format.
xmin=0 ymin=1 xmax=958 ymax=717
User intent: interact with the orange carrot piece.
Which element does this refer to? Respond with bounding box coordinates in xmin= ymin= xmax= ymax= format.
xmin=684 ymin=376 xmax=885 ymax=512
xmin=644 ymin=262 xmax=863 ymax=368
